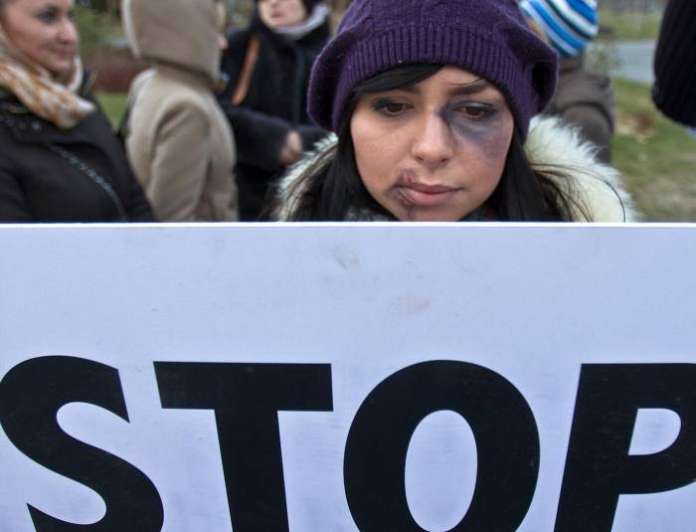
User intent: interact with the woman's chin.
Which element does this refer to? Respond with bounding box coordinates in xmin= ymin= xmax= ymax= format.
xmin=48 ymin=62 xmax=75 ymax=81
xmin=390 ymin=206 xmax=465 ymax=223
xmin=41 ymin=52 xmax=76 ymax=80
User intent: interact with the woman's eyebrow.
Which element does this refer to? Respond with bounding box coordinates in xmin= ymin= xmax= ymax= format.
xmin=448 ymin=78 xmax=491 ymax=96
xmin=378 ymin=78 xmax=492 ymax=96
xmin=33 ymin=3 xmax=61 ymax=13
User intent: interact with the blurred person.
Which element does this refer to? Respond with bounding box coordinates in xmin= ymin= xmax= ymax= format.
xmin=652 ymin=0 xmax=696 ymax=128
xmin=122 ymin=0 xmax=237 ymax=221
xmin=0 ymin=0 xmax=153 ymax=222
xmin=219 ymin=0 xmax=330 ymax=220
xmin=519 ymin=0 xmax=614 ymax=163
xmin=274 ymin=0 xmax=635 ymax=223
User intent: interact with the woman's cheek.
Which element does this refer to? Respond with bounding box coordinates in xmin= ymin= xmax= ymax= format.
xmin=354 ymin=131 xmax=399 ymax=194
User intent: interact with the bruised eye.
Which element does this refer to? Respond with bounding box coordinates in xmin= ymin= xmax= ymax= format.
xmin=452 ymin=102 xmax=496 ymax=121
xmin=371 ymin=99 xmax=411 ymax=117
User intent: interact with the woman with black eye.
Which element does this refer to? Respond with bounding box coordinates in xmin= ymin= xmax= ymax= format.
xmin=0 ymin=0 xmax=153 ymax=222
xmin=274 ymin=0 xmax=637 ymax=223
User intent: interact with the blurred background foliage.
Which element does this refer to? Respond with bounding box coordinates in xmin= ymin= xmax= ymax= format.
xmin=74 ymin=3 xmax=118 ymax=57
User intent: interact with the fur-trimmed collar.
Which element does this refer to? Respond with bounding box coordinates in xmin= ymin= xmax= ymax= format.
xmin=275 ymin=115 xmax=638 ymax=222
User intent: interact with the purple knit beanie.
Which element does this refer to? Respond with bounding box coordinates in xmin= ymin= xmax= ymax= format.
xmin=307 ymin=0 xmax=558 ymax=138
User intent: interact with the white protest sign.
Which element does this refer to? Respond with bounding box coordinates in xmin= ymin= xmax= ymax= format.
xmin=1 ymin=223 xmax=695 ymax=532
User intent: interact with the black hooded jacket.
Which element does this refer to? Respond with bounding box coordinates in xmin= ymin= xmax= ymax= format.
xmin=218 ymin=10 xmax=330 ymax=220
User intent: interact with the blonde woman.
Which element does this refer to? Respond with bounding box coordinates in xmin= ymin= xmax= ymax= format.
xmin=0 ymin=0 xmax=153 ymax=222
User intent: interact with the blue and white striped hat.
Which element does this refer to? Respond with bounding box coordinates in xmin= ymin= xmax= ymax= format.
xmin=519 ymin=0 xmax=598 ymax=57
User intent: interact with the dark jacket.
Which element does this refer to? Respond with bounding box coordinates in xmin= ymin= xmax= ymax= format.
xmin=0 ymin=86 xmax=154 ymax=222
xmin=219 ymin=12 xmax=330 ymax=220
xmin=546 ymin=56 xmax=614 ymax=164
xmin=652 ymin=0 xmax=696 ymax=127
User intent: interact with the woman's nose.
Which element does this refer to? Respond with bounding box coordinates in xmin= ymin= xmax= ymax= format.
xmin=411 ymin=112 xmax=455 ymax=168
xmin=58 ymin=19 xmax=78 ymax=46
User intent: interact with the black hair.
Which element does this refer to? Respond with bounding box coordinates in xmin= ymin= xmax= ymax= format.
xmin=282 ymin=63 xmax=583 ymax=221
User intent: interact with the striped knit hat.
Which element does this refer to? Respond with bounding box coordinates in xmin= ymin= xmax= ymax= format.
xmin=519 ymin=0 xmax=598 ymax=57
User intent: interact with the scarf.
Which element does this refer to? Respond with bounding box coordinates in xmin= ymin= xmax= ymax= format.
xmin=272 ymin=3 xmax=330 ymax=41
xmin=0 ymin=25 xmax=94 ymax=129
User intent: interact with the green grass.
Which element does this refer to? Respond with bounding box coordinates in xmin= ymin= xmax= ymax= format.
xmin=612 ymin=78 xmax=696 ymax=221
xmin=598 ymin=9 xmax=662 ymax=41
xmin=96 ymin=92 xmax=127 ymax=129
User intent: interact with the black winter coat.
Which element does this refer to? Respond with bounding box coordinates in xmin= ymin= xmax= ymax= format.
xmin=219 ymin=15 xmax=330 ymax=220
xmin=652 ymin=0 xmax=696 ymax=127
xmin=0 ymin=88 xmax=154 ymax=222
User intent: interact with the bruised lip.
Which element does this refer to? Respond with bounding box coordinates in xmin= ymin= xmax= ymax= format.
xmin=395 ymin=178 xmax=460 ymax=207
xmin=403 ymin=182 xmax=456 ymax=194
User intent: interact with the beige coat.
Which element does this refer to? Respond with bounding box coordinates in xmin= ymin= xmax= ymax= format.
xmin=123 ymin=0 xmax=237 ymax=221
